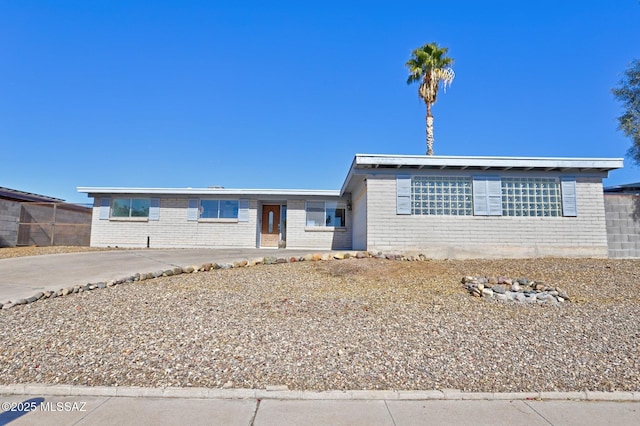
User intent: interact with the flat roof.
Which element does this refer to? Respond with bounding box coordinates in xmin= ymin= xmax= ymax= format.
xmin=0 ymin=186 xmax=64 ymax=203
xmin=604 ymin=182 xmax=640 ymax=193
xmin=77 ymin=187 xmax=341 ymax=197
xmin=79 ymin=154 xmax=625 ymax=199
xmin=340 ymin=154 xmax=624 ymax=194
xmin=352 ymin=154 xmax=623 ymax=171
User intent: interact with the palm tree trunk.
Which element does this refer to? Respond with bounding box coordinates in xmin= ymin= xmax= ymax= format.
xmin=426 ymin=103 xmax=434 ymax=156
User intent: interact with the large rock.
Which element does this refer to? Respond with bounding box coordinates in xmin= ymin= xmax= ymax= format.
xmin=492 ymin=285 xmax=506 ymax=294
xmin=249 ymin=258 xmax=264 ymax=266
xmin=462 ymin=275 xmax=570 ymax=305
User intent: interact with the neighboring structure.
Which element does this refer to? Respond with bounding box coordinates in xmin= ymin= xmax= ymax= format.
xmin=79 ymin=154 xmax=623 ymax=258
xmin=0 ymin=187 xmax=92 ymax=247
xmin=604 ymin=182 xmax=640 ymax=258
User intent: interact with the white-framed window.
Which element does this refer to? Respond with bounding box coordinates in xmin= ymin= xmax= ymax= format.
xmin=306 ymin=201 xmax=346 ymax=227
xmin=501 ymin=178 xmax=562 ymax=217
xmin=199 ymin=199 xmax=239 ymax=219
xmin=411 ymin=176 xmax=472 ymax=215
xmin=187 ymin=198 xmax=249 ymax=222
xmin=111 ymin=198 xmax=150 ymax=218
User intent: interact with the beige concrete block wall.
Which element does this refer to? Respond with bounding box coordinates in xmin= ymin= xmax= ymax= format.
xmin=89 ymin=197 xmax=258 ymax=248
xmin=0 ymin=199 xmax=20 ymax=247
xmin=365 ymin=175 xmax=608 ymax=258
xmin=285 ymin=199 xmax=352 ymax=250
xmin=604 ymin=194 xmax=640 ymax=258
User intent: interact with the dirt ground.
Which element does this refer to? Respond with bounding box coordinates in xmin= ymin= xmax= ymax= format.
xmin=0 ymin=246 xmax=113 ymax=260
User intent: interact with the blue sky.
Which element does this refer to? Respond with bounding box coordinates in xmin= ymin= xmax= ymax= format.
xmin=1 ymin=1 xmax=639 ymax=204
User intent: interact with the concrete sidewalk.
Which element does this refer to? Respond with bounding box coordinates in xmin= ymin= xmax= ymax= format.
xmin=0 ymin=248 xmax=313 ymax=305
xmin=0 ymin=391 xmax=638 ymax=425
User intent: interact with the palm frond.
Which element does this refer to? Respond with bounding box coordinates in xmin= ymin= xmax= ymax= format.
xmin=405 ymin=42 xmax=455 ymax=94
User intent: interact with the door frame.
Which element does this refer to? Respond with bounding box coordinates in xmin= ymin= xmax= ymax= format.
xmin=258 ymin=203 xmax=286 ymax=248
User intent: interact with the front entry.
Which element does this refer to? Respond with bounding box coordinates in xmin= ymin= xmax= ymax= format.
xmin=261 ymin=205 xmax=281 ymax=248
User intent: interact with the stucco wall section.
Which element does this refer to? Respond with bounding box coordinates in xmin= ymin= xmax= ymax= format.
xmin=285 ymin=199 xmax=352 ymax=250
xmin=604 ymin=194 xmax=640 ymax=258
xmin=89 ymin=197 xmax=258 ymax=248
xmin=365 ymin=175 xmax=608 ymax=258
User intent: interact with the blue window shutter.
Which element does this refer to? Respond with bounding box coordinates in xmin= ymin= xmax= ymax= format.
xmin=187 ymin=199 xmax=199 ymax=221
xmin=473 ymin=177 xmax=502 ymax=216
xmin=472 ymin=178 xmax=488 ymax=215
xmin=99 ymin=197 xmax=110 ymax=220
xmin=149 ymin=198 xmax=160 ymax=221
xmin=396 ymin=175 xmax=411 ymax=215
xmin=486 ymin=177 xmax=503 ymax=216
xmin=238 ymin=199 xmax=249 ymax=222
xmin=561 ymin=178 xmax=577 ymax=217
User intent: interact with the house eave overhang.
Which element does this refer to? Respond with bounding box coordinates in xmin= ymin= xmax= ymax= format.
xmin=77 ymin=187 xmax=342 ymax=198
xmin=353 ymin=154 xmax=624 ymax=172
xmin=340 ymin=154 xmax=624 ymax=196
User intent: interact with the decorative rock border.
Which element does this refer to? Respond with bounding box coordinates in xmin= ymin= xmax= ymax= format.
xmin=0 ymin=251 xmax=429 ymax=310
xmin=461 ymin=276 xmax=570 ymax=305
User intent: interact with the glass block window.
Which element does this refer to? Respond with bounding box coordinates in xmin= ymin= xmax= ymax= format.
xmin=411 ymin=177 xmax=472 ymax=215
xmin=501 ymin=178 xmax=561 ymax=217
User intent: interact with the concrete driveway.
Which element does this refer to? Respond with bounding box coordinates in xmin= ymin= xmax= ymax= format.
xmin=0 ymin=248 xmax=315 ymax=305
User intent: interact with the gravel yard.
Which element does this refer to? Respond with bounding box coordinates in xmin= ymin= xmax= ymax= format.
xmin=0 ymin=246 xmax=112 ymax=260
xmin=1 ymin=257 xmax=639 ymax=392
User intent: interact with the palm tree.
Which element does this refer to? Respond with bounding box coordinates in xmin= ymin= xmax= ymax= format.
xmin=405 ymin=42 xmax=455 ymax=156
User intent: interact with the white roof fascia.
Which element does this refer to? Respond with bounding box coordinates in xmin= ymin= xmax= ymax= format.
xmin=77 ymin=187 xmax=342 ymax=197
xmin=353 ymin=154 xmax=624 ymax=171
xmin=340 ymin=153 xmax=624 ymax=196
xmin=339 ymin=156 xmax=359 ymax=196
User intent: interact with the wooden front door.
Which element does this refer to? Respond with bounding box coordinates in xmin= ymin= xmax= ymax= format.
xmin=261 ymin=205 xmax=280 ymax=248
